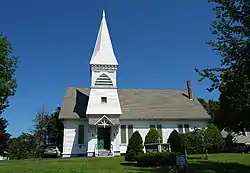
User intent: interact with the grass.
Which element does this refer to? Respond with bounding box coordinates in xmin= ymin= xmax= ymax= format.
xmin=0 ymin=154 xmax=250 ymax=173
xmin=0 ymin=156 xmax=156 ymax=173
xmin=188 ymin=153 xmax=250 ymax=173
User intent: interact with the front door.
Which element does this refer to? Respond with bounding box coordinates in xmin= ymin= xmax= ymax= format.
xmin=97 ymin=127 xmax=111 ymax=150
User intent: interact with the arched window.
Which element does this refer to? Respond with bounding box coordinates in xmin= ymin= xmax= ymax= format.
xmin=95 ymin=73 xmax=113 ymax=87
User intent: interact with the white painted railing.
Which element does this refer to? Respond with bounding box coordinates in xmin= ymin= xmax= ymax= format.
xmin=110 ymin=144 xmax=114 ymax=156
xmin=94 ymin=144 xmax=98 ymax=157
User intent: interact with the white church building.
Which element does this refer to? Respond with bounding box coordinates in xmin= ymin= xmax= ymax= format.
xmin=58 ymin=11 xmax=210 ymax=157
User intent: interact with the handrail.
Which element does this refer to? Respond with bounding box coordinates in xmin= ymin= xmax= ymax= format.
xmin=110 ymin=143 xmax=114 ymax=156
xmin=94 ymin=144 xmax=98 ymax=157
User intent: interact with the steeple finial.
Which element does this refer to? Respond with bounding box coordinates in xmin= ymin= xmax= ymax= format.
xmin=102 ymin=10 xmax=105 ymax=17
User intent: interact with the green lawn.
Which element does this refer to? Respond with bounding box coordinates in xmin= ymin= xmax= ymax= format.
xmin=0 ymin=154 xmax=250 ymax=173
xmin=0 ymin=157 xmax=153 ymax=173
xmin=188 ymin=153 xmax=250 ymax=173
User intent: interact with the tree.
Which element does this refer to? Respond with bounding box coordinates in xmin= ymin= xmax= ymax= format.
xmin=45 ymin=107 xmax=63 ymax=152
xmin=8 ymin=133 xmax=36 ymax=159
xmin=198 ymin=98 xmax=222 ymax=128
xmin=203 ymin=125 xmax=225 ymax=153
xmin=144 ymin=128 xmax=162 ymax=152
xmin=182 ymin=128 xmax=205 ymax=154
xmin=0 ymin=117 xmax=10 ymax=156
xmin=225 ymin=133 xmax=236 ymax=147
xmin=0 ymin=34 xmax=18 ymax=115
xmin=195 ymin=0 xmax=250 ymax=132
xmin=145 ymin=128 xmax=162 ymax=144
xmin=197 ymin=98 xmax=209 ymax=112
xmin=32 ymin=107 xmax=63 ymax=153
xmin=125 ymin=131 xmax=144 ymax=161
xmin=32 ymin=107 xmax=50 ymax=154
xmin=167 ymin=130 xmax=184 ymax=153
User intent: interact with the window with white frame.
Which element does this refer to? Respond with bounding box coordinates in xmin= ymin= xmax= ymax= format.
xmin=128 ymin=125 xmax=134 ymax=141
xmin=184 ymin=124 xmax=190 ymax=133
xmin=121 ymin=124 xmax=134 ymax=144
xmin=149 ymin=124 xmax=163 ymax=138
xmin=157 ymin=124 xmax=163 ymax=137
xmin=121 ymin=125 xmax=126 ymax=143
xmin=78 ymin=125 xmax=84 ymax=144
xmin=178 ymin=124 xmax=184 ymax=134
xmin=178 ymin=124 xmax=190 ymax=134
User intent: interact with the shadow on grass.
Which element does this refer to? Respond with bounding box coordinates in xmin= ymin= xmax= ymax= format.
xmin=120 ymin=162 xmax=137 ymax=166
xmin=189 ymin=160 xmax=250 ymax=173
xmin=121 ymin=160 xmax=250 ymax=173
xmin=120 ymin=162 xmax=171 ymax=173
xmin=188 ymin=156 xmax=205 ymax=160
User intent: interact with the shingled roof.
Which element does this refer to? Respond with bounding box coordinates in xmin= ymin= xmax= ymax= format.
xmin=58 ymin=87 xmax=210 ymax=120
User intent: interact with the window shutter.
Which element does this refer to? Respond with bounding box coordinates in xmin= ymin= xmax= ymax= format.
xmin=178 ymin=124 xmax=183 ymax=134
xmin=184 ymin=124 xmax=190 ymax=133
xmin=128 ymin=125 xmax=133 ymax=141
xmin=78 ymin=125 xmax=84 ymax=144
xmin=157 ymin=124 xmax=162 ymax=138
xmin=121 ymin=125 xmax=126 ymax=143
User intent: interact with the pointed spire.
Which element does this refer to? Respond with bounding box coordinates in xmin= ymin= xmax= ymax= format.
xmin=102 ymin=10 xmax=105 ymax=17
xmin=90 ymin=10 xmax=118 ymax=65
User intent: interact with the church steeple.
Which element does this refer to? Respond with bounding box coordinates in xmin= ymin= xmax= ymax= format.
xmin=90 ymin=10 xmax=118 ymax=65
xmin=87 ymin=10 xmax=121 ymax=120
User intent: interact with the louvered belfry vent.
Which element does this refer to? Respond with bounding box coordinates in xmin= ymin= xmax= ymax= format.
xmin=95 ymin=73 xmax=113 ymax=86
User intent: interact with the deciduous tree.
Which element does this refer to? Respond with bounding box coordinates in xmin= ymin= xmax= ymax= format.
xmin=203 ymin=124 xmax=225 ymax=153
xmin=195 ymin=0 xmax=250 ymax=132
xmin=8 ymin=133 xmax=36 ymax=159
xmin=0 ymin=33 xmax=18 ymax=115
xmin=0 ymin=117 xmax=10 ymax=156
xmin=32 ymin=107 xmax=63 ymax=153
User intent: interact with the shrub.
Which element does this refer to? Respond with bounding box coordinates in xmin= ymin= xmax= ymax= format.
xmin=181 ymin=128 xmax=205 ymax=154
xmin=144 ymin=128 xmax=162 ymax=152
xmin=167 ymin=130 xmax=185 ymax=153
xmin=225 ymin=133 xmax=236 ymax=147
xmin=203 ymin=124 xmax=225 ymax=153
xmin=125 ymin=131 xmax=144 ymax=161
xmin=136 ymin=152 xmax=176 ymax=167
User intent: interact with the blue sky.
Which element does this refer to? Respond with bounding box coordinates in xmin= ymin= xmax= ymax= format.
xmin=1 ymin=0 xmax=220 ymax=137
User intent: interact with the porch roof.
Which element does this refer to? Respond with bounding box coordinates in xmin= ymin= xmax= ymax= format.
xmin=88 ymin=116 xmax=120 ymax=125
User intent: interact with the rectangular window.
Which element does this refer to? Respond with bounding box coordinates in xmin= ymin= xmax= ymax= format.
xmin=121 ymin=125 xmax=126 ymax=143
xmin=184 ymin=124 xmax=190 ymax=133
xmin=157 ymin=124 xmax=162 ymax=138
xmin=78 ymin=125 xmax=84 ymax=144
xmin=150 ymin=124 xmax=155 ymax=128
xmin=101 ymin=97 xmax=107 ymax=103
xmin=178 ymin=124 xmax=183 ymax=134
xmin=128 ymin=125 xmax=134 ymax=141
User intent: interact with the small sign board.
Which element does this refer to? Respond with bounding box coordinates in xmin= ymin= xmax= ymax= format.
xmin=176 ymin=155 xmax=187 ymax=167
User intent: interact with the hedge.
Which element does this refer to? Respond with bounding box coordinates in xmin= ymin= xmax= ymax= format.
xmin=182 ymin=125 xmax=225 ymax=154
xmin=136 ymin=152 xmax=176 ymax=167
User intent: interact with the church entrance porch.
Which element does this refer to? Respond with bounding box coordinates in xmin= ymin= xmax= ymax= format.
xmin=87 ymin=115 xmax=120 ymax=157
xmin=97 ymin=127 xmax=111 ymax=150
